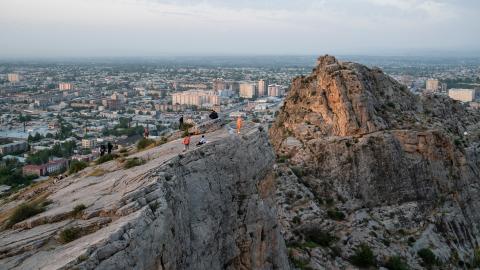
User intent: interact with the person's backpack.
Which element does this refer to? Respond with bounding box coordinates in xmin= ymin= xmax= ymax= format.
xmin=183 ymin=137 xmax=190 ymax=145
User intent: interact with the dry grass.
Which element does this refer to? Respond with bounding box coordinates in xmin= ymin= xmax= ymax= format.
xmin=0 ymin=191 xmax=51 ymax=229
xmin=88 ymin=168 xmax=107 ymax=177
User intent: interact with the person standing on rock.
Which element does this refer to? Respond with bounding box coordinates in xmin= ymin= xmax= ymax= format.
xmin=107 ymin=142 xmax=113 ymax=154
xmin=236 ymin=116 xmax=243 ymax=134
xmin=179 ymin=115 xmax=184 ymax=130
xmin=182 ymin=134 xmax=190 ymax=152
xmin=144 ymin=127 xmax=149 ymax=138
xmin=100 ymin=144 xmax=106 ymax=156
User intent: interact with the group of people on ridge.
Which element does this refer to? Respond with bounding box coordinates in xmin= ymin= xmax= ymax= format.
xmin=180 ymin=110 xmax=243 ymax=152
xmin=182 ymin=134 xmax=207 ymax=151
xmin=99 ymin=142 xmax=113 ymax=156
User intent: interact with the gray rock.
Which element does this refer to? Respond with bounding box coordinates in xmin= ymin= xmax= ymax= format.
xmin=0 ymin=129 xmax=289 ymax=270
xmin=270 ymin=55 xmax=480 ymax=269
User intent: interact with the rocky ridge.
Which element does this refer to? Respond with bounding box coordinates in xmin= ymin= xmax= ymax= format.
xmin=270 ymin=55 xmax=480 ymax=269
xmin=0 ymin=127 xmax=289 ymax=270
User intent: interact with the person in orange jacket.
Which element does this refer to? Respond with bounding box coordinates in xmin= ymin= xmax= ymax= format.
xmin=236 ymin=116 xmax=243 ymax=134
xmin=182 ymin=134 xmax=190 ymax=151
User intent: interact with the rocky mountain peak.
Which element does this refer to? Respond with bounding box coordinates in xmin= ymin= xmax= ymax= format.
xmin=272 ymin=55 xmax=478 ymax=149
xmin=270 ymin=55 xmax=480 ymax=269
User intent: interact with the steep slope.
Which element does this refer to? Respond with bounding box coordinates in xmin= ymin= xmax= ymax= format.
xmin=270 ymin=55 xmax=480 ymax=269
xmin=0 ymin=127 xmax=289 ymax=270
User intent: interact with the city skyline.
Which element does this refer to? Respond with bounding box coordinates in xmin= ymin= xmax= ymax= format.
xmin=1 ymin=0 xmax=479 ymax=58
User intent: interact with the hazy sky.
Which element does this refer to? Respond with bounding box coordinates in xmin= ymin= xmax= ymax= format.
xmin=0 ymin=0 xmax=479 ymax=57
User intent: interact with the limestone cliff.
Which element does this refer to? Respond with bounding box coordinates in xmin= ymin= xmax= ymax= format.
xmin=270 ymin=55 xmax=480 ymax=269
xmin=0 ymin=128 xmax=289 ymax=270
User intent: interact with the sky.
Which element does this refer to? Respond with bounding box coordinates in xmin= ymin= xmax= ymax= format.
xmin=0 ymin=0 xmax=479 ymax=58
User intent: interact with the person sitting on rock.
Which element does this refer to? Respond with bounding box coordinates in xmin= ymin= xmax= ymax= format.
xmin=196 ymin=135 xmax=207 ymax=146
xmin=209 ymin=110 xmax=218 ymax=120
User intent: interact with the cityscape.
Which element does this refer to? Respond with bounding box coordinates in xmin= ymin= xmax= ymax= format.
xmin=1 ymin=0 xmax=480 ymax=269
xmin=1 ymin=55 xmax=479 ymax=193
xmin=0 ymin=59 xmax=297 ymax=187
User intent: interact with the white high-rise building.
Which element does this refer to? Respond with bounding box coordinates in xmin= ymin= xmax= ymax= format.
xmin=7 ymin=73 xmax=20 ymax=82
xmin=111 ymin=92 xmax=127 ymax=103
xmin=239 ymin=82 xmax=256 ymax=99
xmin=268 ymin=84 xmax=281 ymax=97
xmin=172 ymin=90 xmax=220 ymax=107
xmin=212 ymin=78 xmax=226 ymax=91
xmin=59 ymin=83 xmax=73 ymax=91
xmin=425 ymin=79 xmax=439 ymax=93
xmin=448 ymin=89 xmax=478 ymax=102
xmin=258 ymin=80 xmax=267 ymax=97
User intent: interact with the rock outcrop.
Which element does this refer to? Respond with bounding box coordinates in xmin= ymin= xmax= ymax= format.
xmin=270 ymin=55 xmax=480 ymax=269
xmin=0 ymin=128 xmax=289 ymax=270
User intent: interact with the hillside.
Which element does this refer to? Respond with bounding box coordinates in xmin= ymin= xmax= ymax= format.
xmin=0 ymin=126 xmax=289 ymax=270
xmin=270 ymin=55 xmax=480 ymax=269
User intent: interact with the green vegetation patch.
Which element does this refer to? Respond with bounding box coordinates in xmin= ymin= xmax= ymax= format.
xmin=291 ymin=166 xmax=305 ymax=178
xmin=123 ymin=157 xmax=145 ymax=169
xmin=59 ymin=227 xmax=82 ymax=243
xmin=385 ymin=256 xmax=410 ymax=270
xmin=69 ymin=160 xmax=88 ymax=174
xmin=417 ymin=248 xmax=439 ymax=268
xmin=303 ymin=228 xmax=337 ymax=247
xmin=349 ymin=243 xmax=376 ymax=268
xmin=26 ymin=140 xmax=77 ymax=165
xmin=137 ymin=138 xmax=156 ymax=150
xmin=95 ymin=154 xmax=118 ymax=165
xmin=0 ymin=159 xmax=37 ymax=189
xmin=71 ymin=204 xmax=87 ymax=217
xmin=6 ymin=202 xmax=46 ymax=228
xmin=472 ymin=248 xmax=480 ymax=267
xmin=327 ymin=208 xmax=346 ymax=221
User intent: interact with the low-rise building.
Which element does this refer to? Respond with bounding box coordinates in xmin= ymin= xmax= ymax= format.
xmin=81 ymin=138 xmax=96 ymax=149
xmin=22 ymin=159 xmax=68 ymax=176
xmin=0 ymin=141 xmax=28 ymax=155
xmin=448 ymin=89 xmax=478 ymax=102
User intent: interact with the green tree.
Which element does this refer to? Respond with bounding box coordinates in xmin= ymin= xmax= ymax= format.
xmin=0 ymin=160 xmax=37 ymax=188
xmin=117 ymin=117 xmax=130 ymax=129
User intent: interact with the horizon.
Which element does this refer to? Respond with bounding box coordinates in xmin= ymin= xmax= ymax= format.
xmin=1 ymin=53 xmax=480 ymax=62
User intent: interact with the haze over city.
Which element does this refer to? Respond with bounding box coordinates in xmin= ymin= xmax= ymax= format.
xmin=1 ymin=0 xmax=479 ymax=58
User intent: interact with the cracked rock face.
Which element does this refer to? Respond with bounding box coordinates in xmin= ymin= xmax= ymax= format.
xmin=0 ymin=129 xmax=289 ymax=270
xmin=270 ymin=55 xmax=480 ymax=269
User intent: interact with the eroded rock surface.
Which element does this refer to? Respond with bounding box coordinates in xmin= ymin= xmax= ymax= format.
xmin=270 ymin=55 xmax=480 ymax=269
xmin=0 ymin=128 xmax=289 ymax=270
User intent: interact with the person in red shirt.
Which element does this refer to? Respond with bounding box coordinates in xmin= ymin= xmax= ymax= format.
xmin=236 ymin=116 xmax=243 ymax=134
xmin=182 ymin=134 xmax=191 ymax=151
